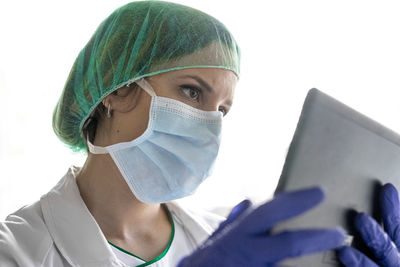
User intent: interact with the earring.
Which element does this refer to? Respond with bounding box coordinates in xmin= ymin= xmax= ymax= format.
xmin=106 ymin=103 xmax=111 ymax=118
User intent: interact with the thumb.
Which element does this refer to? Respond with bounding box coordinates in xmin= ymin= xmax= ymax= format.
xmin=211 ymin=199 xmax=252 ymax=238
xmin=226 ymin=199 xmax=252 ymax=222
xmin=338 ymin=246 xmax=379 ymax=267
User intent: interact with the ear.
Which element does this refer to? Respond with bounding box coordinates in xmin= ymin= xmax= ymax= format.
xmin=102 ymin=84 xmax=143 ymax=114
xmin=101 ymin=98 xmax=109 ymax=108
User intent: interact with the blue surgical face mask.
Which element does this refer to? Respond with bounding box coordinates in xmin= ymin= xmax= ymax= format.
xmin=88 ymin=78 xmax=223 ymax=203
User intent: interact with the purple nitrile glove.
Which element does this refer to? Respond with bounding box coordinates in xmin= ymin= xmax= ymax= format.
xmin=338 ymin=183 xmax=400 ymax=267
xmin=178 ymin=187 xmax=346 ymax=267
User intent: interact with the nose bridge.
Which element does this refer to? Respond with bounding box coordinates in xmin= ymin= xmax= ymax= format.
xmin=205 ymin=84 xmax=232 ymax=112
xmin=203 ymin=85 xmax=233 ymax=112
xmin=203 ymin=98 xmax=221 ymax=112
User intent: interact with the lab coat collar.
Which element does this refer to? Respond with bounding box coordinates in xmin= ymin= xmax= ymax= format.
xmin=40 ymin=166 xmax=123 ymax=267
xmin=40 ymin=166 xmax=213 ymax=267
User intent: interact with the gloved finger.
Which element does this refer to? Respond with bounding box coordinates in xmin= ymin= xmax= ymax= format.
xmin=212 ymin=199 xmax=252 ymax=237
xmin=380 ymin=183 xmax=400 ymax=248
xmin=337 ymin=246 xmax=379 ymax=267
xmin=242 ymin=187 xmax=324 ymax=234
xmin=226 ymin=199 xmax=252 ymax=223
xmin=354 ymin=212 xmax=400 ymax=266
xmin=247 ymin=228 xmax=345 ymax=263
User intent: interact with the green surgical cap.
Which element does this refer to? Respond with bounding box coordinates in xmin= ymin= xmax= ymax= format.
xmin=52 ymin=0 xmax=240 ymax=152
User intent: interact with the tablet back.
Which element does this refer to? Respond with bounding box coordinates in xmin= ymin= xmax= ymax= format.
xmin=274 ymin=89 xmax=400 ymax=266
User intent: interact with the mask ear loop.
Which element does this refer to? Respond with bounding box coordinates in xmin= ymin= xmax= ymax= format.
xmin=87 ymin=136 xmax=109 ymax=154
xmin=135 ymin=78 xmax=157 ymax=97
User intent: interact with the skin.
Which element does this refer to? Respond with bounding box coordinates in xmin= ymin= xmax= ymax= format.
xmin=76 ymin=68 xmax=237 ymax=261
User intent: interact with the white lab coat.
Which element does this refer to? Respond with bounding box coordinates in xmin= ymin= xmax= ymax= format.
xmin=0 ymin=167 xmax=224 ymax=267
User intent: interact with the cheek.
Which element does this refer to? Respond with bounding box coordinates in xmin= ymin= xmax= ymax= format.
xmin=114 ymin=94 xmax=151 ymax=142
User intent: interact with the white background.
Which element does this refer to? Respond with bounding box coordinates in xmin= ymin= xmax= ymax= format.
xmin=1 ymin=0 xmax=400 ymax=219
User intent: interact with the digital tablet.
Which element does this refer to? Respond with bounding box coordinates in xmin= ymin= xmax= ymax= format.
xmin=273 ymin=89 xmax=400 ymax=266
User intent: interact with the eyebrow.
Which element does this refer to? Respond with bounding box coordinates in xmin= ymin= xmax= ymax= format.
xmin=180 ymin=75 xmax=213 ymax=93
xmin=179 ymin=75 xmax=232 ymax=107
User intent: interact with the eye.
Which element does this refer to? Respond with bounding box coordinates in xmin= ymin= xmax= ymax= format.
xmin=180 ymin=85 xmax=201 ymax=102
xmin=218 ymin=106 xmax=227 ymax=116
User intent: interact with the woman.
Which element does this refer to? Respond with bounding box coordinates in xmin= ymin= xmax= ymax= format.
xmin=0 ymin=1 xmax=398 ymax=266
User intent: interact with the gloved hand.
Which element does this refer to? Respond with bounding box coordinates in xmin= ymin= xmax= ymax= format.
xmin=178 ymin=187 xmax=346 ymax=267
xmin=338 ymin=183 xmax=400 ymax=267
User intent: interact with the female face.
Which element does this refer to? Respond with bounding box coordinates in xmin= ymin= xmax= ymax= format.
xmin=100 ymin=68 xmax=237 ymax=145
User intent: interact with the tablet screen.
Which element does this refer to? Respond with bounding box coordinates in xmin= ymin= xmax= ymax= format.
xmin=273 ymin=89 xmax=400 ymax=266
